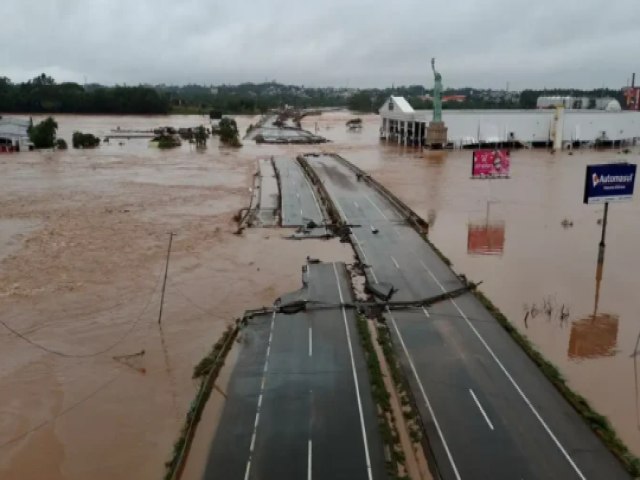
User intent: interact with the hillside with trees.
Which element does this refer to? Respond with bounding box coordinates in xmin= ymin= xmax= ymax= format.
xmin=0 ymin=74 xmax=632 ymax=115
xmin=0 ymin=74 xmax=169 ymax=114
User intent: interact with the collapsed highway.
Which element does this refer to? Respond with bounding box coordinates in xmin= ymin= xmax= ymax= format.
xmin=201 ymin=154 xmax=631 ymax=480
xmin=203 ymin=262 xmax=388 ymax=480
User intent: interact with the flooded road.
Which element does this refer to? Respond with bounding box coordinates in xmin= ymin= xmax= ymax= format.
xmin=1 ymin=111 xmax=639 ymax=478
xmin=301 ymin=112 xmax=640 ymax=457
xmin=0 ymin=114 xmax=350 ymax=480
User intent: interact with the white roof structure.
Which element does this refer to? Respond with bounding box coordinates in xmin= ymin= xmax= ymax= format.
xmin=378 ymin=96 xmax=415 ymax=116
xmin=0 ymin=117 xmax=31 ymax=144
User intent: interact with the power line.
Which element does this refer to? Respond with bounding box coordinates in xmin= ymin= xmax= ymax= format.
xmin=0 ymin=262 xmax=165 ymax=358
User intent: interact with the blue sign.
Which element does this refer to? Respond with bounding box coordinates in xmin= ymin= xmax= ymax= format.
xmin=584 ymin=163 xmax=636 ymax=204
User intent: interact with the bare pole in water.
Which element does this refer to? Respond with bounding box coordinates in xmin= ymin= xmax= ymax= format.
xmin=158 ymin=232 xmax=176 ymax=325
xmin=598 ymin=202 xmax=609 ymax=264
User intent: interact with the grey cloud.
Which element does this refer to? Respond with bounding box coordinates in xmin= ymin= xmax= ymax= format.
xmin=1 ymin=0 xmax=638 ymax=88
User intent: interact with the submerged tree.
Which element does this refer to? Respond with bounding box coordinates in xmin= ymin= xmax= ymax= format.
xmin=218 ymin=117 xmax=241 ymax=147
xmin=72 ymin=131 xmax=100 ymax=148
xmin=28 ymin=117 xmax=58 ymax=149
xmin=194 ymin=125 xmax=208 ymax=148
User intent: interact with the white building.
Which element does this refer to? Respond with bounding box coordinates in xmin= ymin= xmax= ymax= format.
xmin=536 ymin=96 xmax=621 ymax=111
xmin=0 ymin=117 xmax=33 ymax=151
xmin=379 ymin=96 xmax=640 ymax=149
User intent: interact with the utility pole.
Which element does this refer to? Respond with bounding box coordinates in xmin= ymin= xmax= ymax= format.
xmin=158 ymin=232 xmax=176 ymax=325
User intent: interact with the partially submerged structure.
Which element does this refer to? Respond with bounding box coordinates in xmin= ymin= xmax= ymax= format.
xmin=379 ymin=96 xmax=640 ymax=149
xmin=0 ymin=117 xmax=33 ymax=152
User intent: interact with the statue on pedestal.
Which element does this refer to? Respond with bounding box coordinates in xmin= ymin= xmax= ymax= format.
xmin=431 ymin=57 xmax=443 ymax=122
xmin=425 ymin=57 xmax=448 ymax=148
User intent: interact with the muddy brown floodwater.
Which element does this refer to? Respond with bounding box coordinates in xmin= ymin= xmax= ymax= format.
xmin=302 ymin=112 xmax=640 ymax=458
xmin=0 ymin=113 xmax=352 ymax=480
xmin=1 ymin=111 xmax=639 ymax=480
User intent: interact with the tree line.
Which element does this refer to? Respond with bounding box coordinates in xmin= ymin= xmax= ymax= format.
xmin=0 ymin=74 xmax=630 ymax=115
xmin=0 ymin=74 xmax=169 ymax=114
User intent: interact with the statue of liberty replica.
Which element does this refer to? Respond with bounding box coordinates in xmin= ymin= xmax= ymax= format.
xmin=425 ymin=57 xmax=448 ymax=148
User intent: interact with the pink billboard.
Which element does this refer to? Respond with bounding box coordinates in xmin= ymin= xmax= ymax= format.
xmin=472 ymin=149 xmax=511 ymax=178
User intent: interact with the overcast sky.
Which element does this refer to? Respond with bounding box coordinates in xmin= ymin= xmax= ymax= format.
xmin=2 ymin=0 xmax=638 ymax=89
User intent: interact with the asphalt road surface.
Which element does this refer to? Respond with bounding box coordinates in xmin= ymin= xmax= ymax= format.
xmin=203 ymin=262 xmax=388 ymax=480
xmin=253 ymin=158 xmax=279 ymax=226
xmin=274 ymin=157 xmax=325 ymax=227
xmin=306 ymin=153 xmax=630 ymax=480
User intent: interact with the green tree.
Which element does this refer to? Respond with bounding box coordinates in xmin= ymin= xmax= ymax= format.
xmin=72 ymin=131 xmax=100 ymax=148
xmin=28 ymin=117 xmax=58 ymax=148
xmin=218 ymin=118 xmax=241 ymax=147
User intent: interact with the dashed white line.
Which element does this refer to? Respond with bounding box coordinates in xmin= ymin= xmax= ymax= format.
xmin=469 ymin=389 xmax=494 ymax=430
xmin=332 ymin=263 xmax=373 ymax=480
xmin=354 ymin=201 xmax=360 ymax=208
xmin=390 ymin=256 xmax=400 ymax=269
xmin=387 ymin=308 xmax=462 ymax=480
xmin=308 ymin=440 xmax=312 ymax=480
xmin=419 ymin=261 xmax=587 ymax=480
xmin=243 ymin=311 xmax=276 ymax=480
xmin=309 ymin=326 xmax=313 ymax=357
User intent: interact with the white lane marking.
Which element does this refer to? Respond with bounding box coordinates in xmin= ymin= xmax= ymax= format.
xmin=353 ymin=233 xmax=379 ymax=283
xmin=419 ymin=262 xmax=587 ymax=480
xmin=332 ymin=196 xmax=350 ymax=222
xmin=300 ymin=167 xmax=324 ymax=220
xmin=308 ymin=440 xmax=312 ymax=480
xmin=354 ymin=201 xmax=360 ymax=208
xmin=332 ymin=263 xmax=373 ymax=480
xmin=390 ymin=256 xmax=400 ymax=269
xmin=309 ymin=326 xmax=313 ymax=357
xmin=422 ymin=306 xmax=430 ymax=318
xmin=244 ymin=311 xmax=276 ymax=480
xmin=469 ymin=389 xmax=494 ymax=431
xmin=388 ymin=308 xmax=462 ymax=480
xmin=364 ymin=193 xmax=391 ymax=221
xmin=332 ymin=195 xmax=380 ymax=284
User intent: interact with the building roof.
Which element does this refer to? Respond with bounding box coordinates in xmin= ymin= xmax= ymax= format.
xmin=390 ymin=96 xmax=414 ymax=113
xmin=0 ymin=117 xmax=30 ymax=139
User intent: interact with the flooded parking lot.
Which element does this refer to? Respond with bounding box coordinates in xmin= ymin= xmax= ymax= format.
xmin=1 ymin=111 xmax=639 ymax=478
xmin=305 ymin=112 xmax=640 ymax=456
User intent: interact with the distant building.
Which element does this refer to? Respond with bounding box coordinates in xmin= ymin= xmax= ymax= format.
xmin=442 ymin=95 xmax=466 ymax=103
xmin=536 ymin=95 xmax=621 ymax=111
xmin=0 ymin=117 xmax=33 ymax=152
xmin=379 ymin=95 xmax=640 ymax=149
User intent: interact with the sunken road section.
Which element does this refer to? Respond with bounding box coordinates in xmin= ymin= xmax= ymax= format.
xmin=203 ymin=262 xmax=388 ymax=480
xmin=302 ymin=152 xmax=631 ymax=480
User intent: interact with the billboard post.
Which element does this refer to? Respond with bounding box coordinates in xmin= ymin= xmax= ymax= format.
xmin=583 ymin=163 xmax=636 ymax=263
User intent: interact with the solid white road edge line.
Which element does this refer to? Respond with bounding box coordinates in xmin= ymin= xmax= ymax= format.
xmin=419 ymin=261 xmax=587 ymax=480
xmin=388 ymin=308 xmax=462 ymax=480
xmin=333 ymin=263 xmax=373 ymax=480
